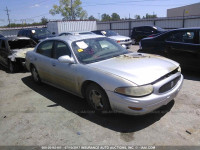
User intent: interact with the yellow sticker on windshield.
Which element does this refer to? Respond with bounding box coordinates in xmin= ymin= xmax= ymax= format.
xmin=78 ymin=49 xmax=83 ymax=52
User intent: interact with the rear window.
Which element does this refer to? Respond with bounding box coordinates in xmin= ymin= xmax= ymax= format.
xmin=8 ymin=39 xmax=36 ymax=49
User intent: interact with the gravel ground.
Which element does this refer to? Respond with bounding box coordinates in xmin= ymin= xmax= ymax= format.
xmin=0 ymin=46 xmax=200 ymax=146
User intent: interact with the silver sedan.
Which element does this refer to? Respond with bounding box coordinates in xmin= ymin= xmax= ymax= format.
xmin=25 ymin=34 xmax=183 ymax=115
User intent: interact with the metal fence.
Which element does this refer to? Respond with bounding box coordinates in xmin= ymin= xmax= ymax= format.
xmin=97 ymin=16 xmax=200 ymax=37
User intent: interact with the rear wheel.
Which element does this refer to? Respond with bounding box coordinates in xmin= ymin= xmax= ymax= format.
xmin=86 ymin=83 xmax=111 ymax=114
xmin=31 ymin=66 xmax=41 ymax=84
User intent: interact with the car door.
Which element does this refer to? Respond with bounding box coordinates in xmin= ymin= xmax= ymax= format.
xmin=165 ymin=30 xmax=199 ymax=69
xmin=34 ymin=40 xmax=55 ymax=83
xmin=0 ymin=40 xmax=9 ymax=67
xmin=50 ymin=40 xmax=78 ymax=94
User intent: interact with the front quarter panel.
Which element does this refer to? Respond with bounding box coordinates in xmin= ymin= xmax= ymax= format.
xmin=76 ymin=64 xmax=137 ymax=95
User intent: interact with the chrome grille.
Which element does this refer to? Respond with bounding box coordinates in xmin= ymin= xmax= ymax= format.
xmin=159 ymin=75 xmax=181 ymax=93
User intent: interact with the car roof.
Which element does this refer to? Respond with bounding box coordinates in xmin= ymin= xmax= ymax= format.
xmin=0 ymin=36 xmax=31 ymax=41
xmin=92 ymin=30 xmax=110 ymax=32
xmin=133 ymin=25 xmax=155 ymax=28
xmin=61 ymin=31 xmax=92 ymax=34
xmin=59 ymin=31 xmax=94 ymax=35
xmin=45 ymin=34 xmax=104 ymax=43
xmin=171 ymin=27 xmax=200 ymax=31
xmin=19 ymin=27 xmax=46 ymax=31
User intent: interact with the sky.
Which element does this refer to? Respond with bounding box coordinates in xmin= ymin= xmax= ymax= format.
xmin=0 ymin=0 xmax=199 ymax=26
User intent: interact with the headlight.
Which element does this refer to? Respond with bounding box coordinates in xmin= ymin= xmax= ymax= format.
xmin=178 ymin=66 xmax=181 ymax=72
xmin=115 ymin=85 xmax=153 ymax=97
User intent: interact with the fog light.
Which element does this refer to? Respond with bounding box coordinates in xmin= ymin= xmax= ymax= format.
xmin=128 ymin=106 xmax=142 ymax=111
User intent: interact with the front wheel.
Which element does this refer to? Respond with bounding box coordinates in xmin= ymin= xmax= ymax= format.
xmin=31 ymin=66 xmax=41 ymax=84
xmin=86 ymin=83 xmax=111 ymax=114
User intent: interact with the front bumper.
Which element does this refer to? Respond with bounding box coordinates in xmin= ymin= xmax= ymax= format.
xmin=106 ymin=73 xmax=183 ymax=115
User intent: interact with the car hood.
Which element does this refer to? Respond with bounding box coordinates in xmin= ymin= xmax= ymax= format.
xmin=87 ymin=53 xmax=179 ymax=85
xmin=108 ymin=35 xmax=131 ymax=41
xmin=8 ymin=48 xmax=34 ymax=61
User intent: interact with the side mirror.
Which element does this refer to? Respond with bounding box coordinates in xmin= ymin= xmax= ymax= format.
xmin=58 ymin=55 xmax=75 ymax=64
xmin=52 ymin=32 xmax=55 ymax=35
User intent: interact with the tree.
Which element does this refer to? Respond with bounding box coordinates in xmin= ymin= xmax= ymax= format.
xmin=49 ymin=0 xmax=87 ymax=20
xmin=134 ymin=15 xmax=141 ymax=19
xmin=88 ymin=15 xmax=97 ymax=21
xmin=111 ymin=13 xmax=120 ymax=21
xmin=143 ymin=13 xmax=157 ymax=19
xmin=101 ymin=13 xmax=111 ymax=21
xmin=41 ymin=17 xmax=48 ymax=25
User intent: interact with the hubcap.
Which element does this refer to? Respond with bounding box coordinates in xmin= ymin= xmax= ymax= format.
xmin=89 ymin=90 xmax=103 ymax=110
xmin=32 ymin=68 xmax=39 ymax=82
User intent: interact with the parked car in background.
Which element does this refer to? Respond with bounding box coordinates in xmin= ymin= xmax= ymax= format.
xmin=0 ymin=34 xmax=4 ymax=38
xmin=59 ymin=31 xmax=94 ymax=36
xmin=131 ymin=26 xmax=166 ymax=44
xmin=26 ymin=34 xmax=183 ymax=115
xmin=92 ymin=30 xmax=132 ymax=49
xmin=139 ymin=28 xmax=200 ymax=70
xmin=17 ymin=28 xmax=55 ymax=43
xmin=0 ymin=36 xmax=36 ymax=72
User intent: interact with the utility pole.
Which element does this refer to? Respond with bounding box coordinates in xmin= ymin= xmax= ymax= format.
xmin=71 ymin=0 xmax=73 ymax=20
xmin=98 ymin=13 xmax=101 ymax=21
xmin=5 ymin=6 xmax=11 ymax=27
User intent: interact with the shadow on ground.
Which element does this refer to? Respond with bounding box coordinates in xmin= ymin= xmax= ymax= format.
xmin=0 ymin=64 xmax=28 ymax=74
xmin=182 ymin=70 xmax=200 ymax=81
xmin=22 ymin=76 xmax=174 ymax=133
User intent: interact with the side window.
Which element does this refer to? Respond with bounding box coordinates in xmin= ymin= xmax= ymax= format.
xmin=166 ymin=31 xmax=195 ymax=44
xmin=36 ymin=41 xmax=54 ymax=57
xmin=144 ymin=27 xmax=152 ymax=33
xmin=53 ymin=41 xmax=71 ymax=59
xmin=135 ymin=27 xmax=142 ymax=32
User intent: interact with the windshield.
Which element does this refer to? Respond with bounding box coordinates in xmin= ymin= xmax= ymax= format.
xmin=72 ymin=37 xmax=129 ymax=64
xmin=32 ymin=28 xmax=51 ymax=37
xmin=8 ymin=39 xmax=36 ymax=49
xmin=102 ymin=30 xmax=118 ymax=36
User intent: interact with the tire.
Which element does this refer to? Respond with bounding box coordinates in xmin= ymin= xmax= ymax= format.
xmin=31 ymin=66 xmax=41 ymax=84
xmin=86 ymin=83 xmax=111 ymax=114
xmin=8 ymin=60 xmax=19 ymax=73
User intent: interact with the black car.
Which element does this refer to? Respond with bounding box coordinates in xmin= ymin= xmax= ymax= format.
xmin=17 ymin=28 xmax=55 ymax=43
xmin=131 ymin=26 xmax=165 ymax=44
xmin=139 ymin=28 xmax=200 ymax=70
xmin=0 ymin=36 xmax=36 ymax=72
